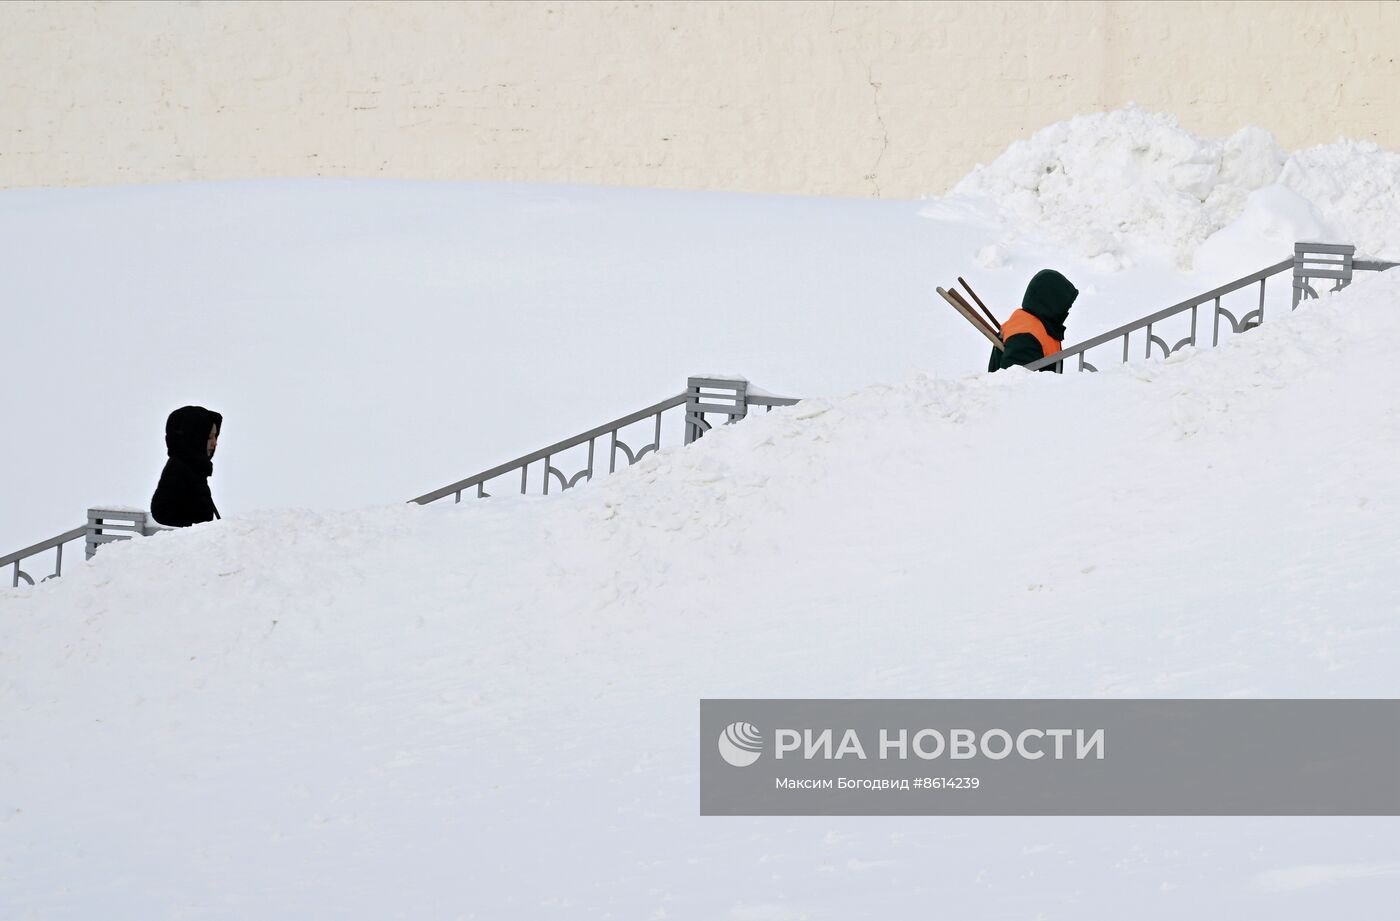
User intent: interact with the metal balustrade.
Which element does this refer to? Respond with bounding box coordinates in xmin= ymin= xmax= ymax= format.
xmin=410 ymin=376 xmax=799 ymax=506
xmin=1026 ymin=242 xmax=1400 ymax=373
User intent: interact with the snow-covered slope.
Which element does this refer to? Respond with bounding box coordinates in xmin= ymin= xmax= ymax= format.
xmin=0 ymin=179 xmax=1202 ymax=553
xmin=4 ymin=270 xmax=1398 ymax=918
xmin=7 ymin=107 xmax=1400 ymax=554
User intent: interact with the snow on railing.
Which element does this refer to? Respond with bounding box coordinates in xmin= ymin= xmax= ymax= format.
xmin=1027 ymin=242 xmax=1400 ymax=373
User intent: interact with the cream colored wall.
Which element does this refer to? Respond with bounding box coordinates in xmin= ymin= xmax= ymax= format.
xmin=2 ymin=0 xmax=1398 ymax=197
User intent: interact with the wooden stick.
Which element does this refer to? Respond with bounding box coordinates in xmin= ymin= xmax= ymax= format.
xmin=947 ymin=288 xmax=1002 ymax=344
xmin=937 ymin=287 xmax=1003 ymax=350
xmin=957 ymin=276 xmax=1002 ymax=335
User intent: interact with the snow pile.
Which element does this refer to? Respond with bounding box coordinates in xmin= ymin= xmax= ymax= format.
xmin=3 ymin=271 xmax=1399 ymax=917
xmin=1281 ymin=139 xmax=1400 ymax=263
xmin=941 ymin=106 xmax=1400 ymax=270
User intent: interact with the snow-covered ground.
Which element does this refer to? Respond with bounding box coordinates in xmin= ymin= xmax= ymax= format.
xmin=3 ymin=109 xmax=1400 ymax=917
xmin=7 ymin=108 xmax=1399 ymax=554
xmin=4 ymin=267 xmax=1399 ymax=918
xmin=0 ymin=179 xmax=1136 ymax=551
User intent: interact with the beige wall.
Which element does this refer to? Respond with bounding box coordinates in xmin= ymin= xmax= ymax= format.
xmin=2 ymin=0 xmax=1398 ymax=197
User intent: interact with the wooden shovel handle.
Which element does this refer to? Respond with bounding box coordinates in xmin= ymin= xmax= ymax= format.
xmin=957 ymin=276 xmax=1002 ymax=335
xmin=938 ymin=287 xmax=1004 ymax=350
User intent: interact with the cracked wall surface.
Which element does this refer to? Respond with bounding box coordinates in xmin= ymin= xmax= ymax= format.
xmin=2 ymin=0 xmax=1398 ymax=197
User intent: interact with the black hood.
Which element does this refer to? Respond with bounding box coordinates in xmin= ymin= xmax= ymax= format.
xmin=165 ymin=405 xmax=222 ymax=476
xmin=1021 ymin=269 xmax=1079 ymax=341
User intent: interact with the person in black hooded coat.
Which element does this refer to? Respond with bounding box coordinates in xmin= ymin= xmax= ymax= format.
xmin=151 ymin=405 xmax=223 ymax=527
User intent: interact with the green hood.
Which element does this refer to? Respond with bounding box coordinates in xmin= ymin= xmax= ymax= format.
xmin=1021 ymin=269 xmax=1078 ymax=340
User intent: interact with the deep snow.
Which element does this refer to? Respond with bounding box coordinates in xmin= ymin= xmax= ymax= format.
xmin=4 ymin=108 xmax=1400 ymax=917
xmin=8 ymin=108 xmax=1400 ymax=553
xmin=3 ymin=267 xmax=1399 ymax=918
xmin=0 ymin=179 xmax=1194 ymax=553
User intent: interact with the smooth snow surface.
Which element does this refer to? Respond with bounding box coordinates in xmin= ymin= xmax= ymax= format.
xmin=4 ymin=270 xmax=1399 ymax=918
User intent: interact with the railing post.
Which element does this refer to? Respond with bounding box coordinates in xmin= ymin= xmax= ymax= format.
xmin=685 ymin=376 xmax=748 ymax=444
xmin=86 ymin=508 xmax=152 ymax=560
xmin=1293 ymin=241 xmax=1355 ymax=310
xmin=85 ymin=510 xmax=101 ymax=560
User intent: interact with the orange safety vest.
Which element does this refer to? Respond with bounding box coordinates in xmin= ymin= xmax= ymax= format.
xmin=1000 ymin=309 xmax=1062 ymax=360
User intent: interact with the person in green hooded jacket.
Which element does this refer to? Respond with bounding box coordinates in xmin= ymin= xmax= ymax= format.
xmin=988 ymin=269 xmax=1080 ymax=372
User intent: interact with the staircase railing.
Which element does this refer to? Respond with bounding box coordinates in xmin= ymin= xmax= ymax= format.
xmin=410 ymin=376 xmax=799 ymax=505
xmin=1027 ymin=242 xmax=1399 ymax=372
xmin=2 ymin=508 xmax=165 ymax=588
xmin=1 ymin=526 xmax=85 ymax=588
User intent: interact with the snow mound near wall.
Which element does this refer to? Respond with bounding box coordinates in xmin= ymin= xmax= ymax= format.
xmin=940 ymin=106 xmax=1400 ymax=270
xmin=2 ymin=270 xmax=1399 ymax=917
xmin=1282 ymin=138 xmax=1400 ymax=264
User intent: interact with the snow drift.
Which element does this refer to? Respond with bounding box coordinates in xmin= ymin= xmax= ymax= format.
xmin=942 ymin=106 xmax=1400 ymax=270
xmin=3 ymin=270 xmax=1399 ymax=918
xmin=6 ymin=107 xmax=1400 ymax=915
